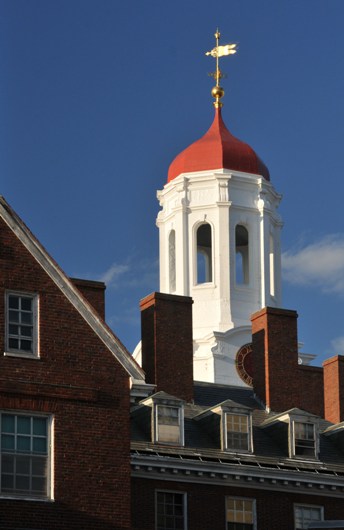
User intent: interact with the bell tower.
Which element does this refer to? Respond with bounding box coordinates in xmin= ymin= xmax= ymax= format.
xmin=156 ymin=31 xmax=283 ymax=386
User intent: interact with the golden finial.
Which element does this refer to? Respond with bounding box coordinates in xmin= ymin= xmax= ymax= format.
xmin=205 ymin=29 xmax=237 ymax=108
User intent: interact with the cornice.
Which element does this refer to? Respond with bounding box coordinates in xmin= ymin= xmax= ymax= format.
xmin=131 ymin=450 xmax=344 ymax=498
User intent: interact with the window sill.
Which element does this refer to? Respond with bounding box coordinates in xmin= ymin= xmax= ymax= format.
xmin=193 ymin=282 xmax=216 ymax=289
xmin=0 ymin=493 xmax=53 ymax=502
xmin=4 ymin=351 xmax=40 ymax=360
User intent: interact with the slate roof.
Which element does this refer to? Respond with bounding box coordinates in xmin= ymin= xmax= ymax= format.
xmin=131 ymin=381 xmax=344 ymax=471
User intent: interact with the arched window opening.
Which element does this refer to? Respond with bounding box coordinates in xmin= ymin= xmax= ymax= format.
xmin=235 ymin=225 xmax=249 ymax=285
xmin=196 ymin=223 xmax=212 ymax=284
xmin=269 ymin=234 xmax=275 ymax=297
xmin=169 ymin=230 xmax=176 ymax=292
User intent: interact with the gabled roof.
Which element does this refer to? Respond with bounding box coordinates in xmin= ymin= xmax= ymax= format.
xmin=0 ymin=196 xmax=144 ymax=381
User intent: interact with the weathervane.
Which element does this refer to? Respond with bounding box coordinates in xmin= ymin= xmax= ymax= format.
xmin=206 ymin=29 xmax=237 ymax=108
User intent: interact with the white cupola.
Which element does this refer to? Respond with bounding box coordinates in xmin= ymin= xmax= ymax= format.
xmin=156 ymin=69 xmax=283 ymax=386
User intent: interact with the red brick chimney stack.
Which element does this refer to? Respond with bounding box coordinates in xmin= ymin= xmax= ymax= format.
xmin=251 ymin=307 xmax=299 ymax=412
xmin=140 ymin=292 xmax=194 ymax=402
xmin=323 ymin=355 xmax=344 ymax=424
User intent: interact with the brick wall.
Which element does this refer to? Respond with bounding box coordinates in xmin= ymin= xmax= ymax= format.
xmin=132 ymin=477 xmax=344 ymax=530
xmin=140 ymin=292 xmax=194 ymax=402
xmin=0 ymin=217 xmax=131 ymax=530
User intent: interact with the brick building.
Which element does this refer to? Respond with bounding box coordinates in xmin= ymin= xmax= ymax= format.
xmin=0 ymin=197 xmax=143 ymax=529
xmin=1 ymin=34 xmax=344 ymax=530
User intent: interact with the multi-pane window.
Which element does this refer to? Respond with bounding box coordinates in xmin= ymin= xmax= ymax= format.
xmin=294 ymin=504 xmax=323 ymax=529
xmin=157 ymin=406 xmax=182 ymax=445
xmin=156 ymin=491 xmax=186 ymax=530
xmin=226 ymin=497 xmax=256 ymax=530
xmin=226 ymin=413 xmax=250 ymax=451
xmin=294 ymin=422 xmax=316 ymax=457
xmin=1 ymin=413 xmax=49 ymax=498
xmin=6 ymin=293 xmax=37 ymax=355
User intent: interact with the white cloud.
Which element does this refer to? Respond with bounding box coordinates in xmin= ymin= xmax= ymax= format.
xmin=96 ymin=256 xmax=158 ymax=291
xmin=331 ymin=336 xmax=344 ymax=355
xmin=282 ymin=234 xmax=344 ymax=295
xmin=99 ymin=262 xmax=130 ymax=286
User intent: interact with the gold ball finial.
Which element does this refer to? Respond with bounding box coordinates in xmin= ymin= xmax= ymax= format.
xmin=211 ymin=86 xmax=225 ymax=99
xmin=215 ymin=29 xmax=220 ymax=39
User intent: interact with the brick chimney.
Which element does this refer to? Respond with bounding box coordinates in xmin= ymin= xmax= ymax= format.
xmin=251 ymin=307 xmax=324 ymax=416
xmin=323 ymin=355 xmax=344 ymax=424
xmin=251 ymin=307 xmax=299 ymax=412
xmin=140 ymin=292 xmax=194 ymax=402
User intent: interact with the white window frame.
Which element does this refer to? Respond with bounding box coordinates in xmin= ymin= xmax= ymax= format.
xmin=155 ymin=489 xmax=187 ymax=530
xmin=290 ymin=419 xmax=318 ymax=459
xmin=226 ymin=496 xmax=257 ymax=530
xmin=0 ymin=411 xmax=53 ymax=500
xmin=294 ymin=503 xmax=324 ymax=530
xmin=5 ymin=291 xmax=39 ymax=358
xmin=222 ymin=410 xmax=253 ymax=454
xmin=154 ymin=404 xmax=184 ymax=446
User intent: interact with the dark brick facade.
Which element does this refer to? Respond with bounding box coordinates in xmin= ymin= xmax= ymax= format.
xmin=132 ymin=478 xmax=344 ymax=530
xmin=0 ymin=216 xmax=131 ymax=530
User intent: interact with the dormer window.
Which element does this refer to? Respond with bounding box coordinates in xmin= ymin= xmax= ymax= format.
xmin=156 ymin=405 xmax=182 ymax=445
xmin=293 ymin=421 xmax=316 ymax=458
xmin=138 ymin=392 xmax=185 ymax=446
xmin=262 ymin=409 xmax=319 ymax=460
xmin=225 ymin=413 xmax=250 ymax=452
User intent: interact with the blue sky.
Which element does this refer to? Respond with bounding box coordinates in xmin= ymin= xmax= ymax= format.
xmin=0 ymin=1 xmax=344 ymax=364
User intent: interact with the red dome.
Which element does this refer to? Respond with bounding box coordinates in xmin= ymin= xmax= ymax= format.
xmin=167 ymin=108 xmax=270 ymax=182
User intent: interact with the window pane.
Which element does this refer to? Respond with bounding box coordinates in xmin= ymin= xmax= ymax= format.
xmin=8 ymin=338 xmax=19 ymax=349
xmin=8 ymin=310 xmax=19 ymax=323
xmin=21 ymin=312 xmax=33 ymax=325
xmin=21 ymin=298 xmax=32 ymax=311
xmin=15 ymin=475 xmax=30 ymax=491
xmin=17 ymin=417 xmax=31 ymax=435
xmin=17 ymin=436 xmax=31 ymax=452
xmin=8 ymin=296 xmax=19 ymax=309
xmin=2 ymin=434 xmax=15 ymax=451
xmin=16 ymin=456 xmax=30 ymax=475
xmin=31 ymin=476 xmax=46 ymax=493
xmin=32 ymin=457 xmax=47 ymax=476
xmin=33 ymin=418 xmax=47 ymax=436
xmin=2 ymin=415 xmax=15 ymax=433
xmin=20 ymin=340 xmax=33 ymax=352
xmin=2 ymin=455 xmax=14 ymax=473
xmin=33 ymin=437 xmax=47 ymax=454
xmin=2 ymin=474 xmax=14 ymax=490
